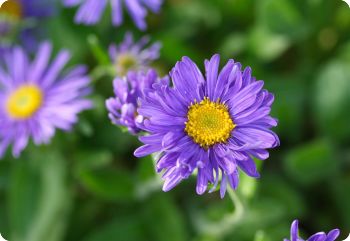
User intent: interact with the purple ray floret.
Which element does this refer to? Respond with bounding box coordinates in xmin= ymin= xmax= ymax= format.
xmin=109 ymin=32 xmax=161 ymax=76
xmin=134 ymin=54 xmax=280 ymax=197
xmin=63 ymin=0 xmax=163 ymax=30
xmin=0 ymin=42 xmax=92 ymax=158
xmin=284 ymin=220 xmax=340 ymax=241
xmin=106 ymin=69 xmax=168 ymax=135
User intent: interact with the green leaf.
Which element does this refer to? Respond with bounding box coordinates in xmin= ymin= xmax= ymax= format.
xmin=83 ymin=215 xmax=145 ymax=241
xmin=314 ymin=60 xmax=350 ymax=142
xmin=74 ymin=150 xmax=113 ymax=171
xmin=259 ymin=174 xmax=305 ymax=218
xmin=136 ymin=156 xmax=156 ymax=182
xmin=257 ymin=0 xmax=307 ymax=40
xmin=248 ymin=26 xmax=290 ymax=61
xmin=77 ymin=168 xmax=135 ymax=201
xmin=159 ymin=34 xmax=201 ymax=64
xmin=220 ymin=33 xmax=247 ymax=59
xmin=0 ymin=160 xmax=11 ymax=191
xmin=8 ymin=148 xmax=71 ymax=241
xmin=331 ymin=176 xmax=350 ymax=228
xmin=284 ymin=139 xmax=339 ymax=185
xmin=143 ymin=194 xmax=188 ymax=241
xmin=266 ymin=78 xmax=305 ymax=144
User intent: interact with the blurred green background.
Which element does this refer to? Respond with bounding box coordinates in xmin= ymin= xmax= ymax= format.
xmin=1 ymin=0 xmax=350 ymax=240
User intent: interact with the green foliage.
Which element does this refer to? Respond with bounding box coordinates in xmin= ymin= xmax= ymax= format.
xmin=284 ymin=139 xmax=339 ymax=185
xmin=77 ymin=168 xmax=135 ymax=201
xmin=8 ymin=148 xmax=71 ymax=241
xmin=83 ymin=215 xmax=144 ymax=241
xmin=314 ymin=58 xmax=350 ymax=142
xmin=143 ymin=193 xmax=188 ymax=241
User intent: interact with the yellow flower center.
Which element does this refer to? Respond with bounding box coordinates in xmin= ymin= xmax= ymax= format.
xmin=6 ymin=84 xmax=43 ymax=119
xmin=185 ymin=97 xmax=235 ymax=148
xmin=116 ymin=54 xmax=138 ymax=75
xmin=0 ymin=0 xmax=22 ymax=20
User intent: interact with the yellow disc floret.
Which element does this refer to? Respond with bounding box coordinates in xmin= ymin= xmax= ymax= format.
xmin=6 ymin=84 xmax=43 ymax=119
xmin=116 ymin=54 xmax=138 ymax=76
xmin=185 ymin=97 xmax=235 ymax=148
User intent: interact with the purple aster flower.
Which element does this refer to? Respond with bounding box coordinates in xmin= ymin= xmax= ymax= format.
xmin=109 ymin=32 xmax=161 ymax=76
xmin=284 ymin=220 xmax=340 ymax=241
xmin=0 ymin=0 xmax=55 ymax=51
xmin=134 ymin=54 xmax=279 ymax=197
xmin=106 ymin=69 xmax=168 ymax=135
xmin=0 ymin=0 xmax=24 ymax=47
xmin=0 ymin=42 xmax=92 ymax=158
xmin=63 ymin=0 xmax=163 ymax=30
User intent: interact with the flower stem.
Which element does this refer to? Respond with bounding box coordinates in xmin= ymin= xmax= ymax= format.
xmin=193 ymin=188 xmax=245 ymax=240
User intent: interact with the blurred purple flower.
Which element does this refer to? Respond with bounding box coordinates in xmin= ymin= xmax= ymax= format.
xmin=285 ymin=220 xmax=340 ymax=241
xmin=134 ymin=54 xmax=279 ymax=197
xmin=0 ymin=42 xmax=92 ymax=158
xmin=21 ymin=0 xmax=55 ymax=17
xmin=63 ymin=0 xmax=163 ymax=30
xmin=109 ymin=32 xmax=161 ymax=76
xmin=0 ymin=0 xmax=55 ymax=51
xmin=106 ymin=69 xmax=168 ymax=135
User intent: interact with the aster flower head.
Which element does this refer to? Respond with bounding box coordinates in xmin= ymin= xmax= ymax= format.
xmin=285 ymin=220 xmax=340 ymax=241
xmin=0 ymin=42 xmax=92 ymax=158
xmin=63 ymin=0 xmax=163 ymax=30
xmin=134 ymin=54 xmax=279 ymax=197
xmin=0 ymin=0 xmax=55 ymax=50
xmin=106 ymin=69 xmax=168 ymax=135
xmin=109 ymin=32 xmax=161 ymax=76
xmin=0 ymin=0 xmax=26 ymax=40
